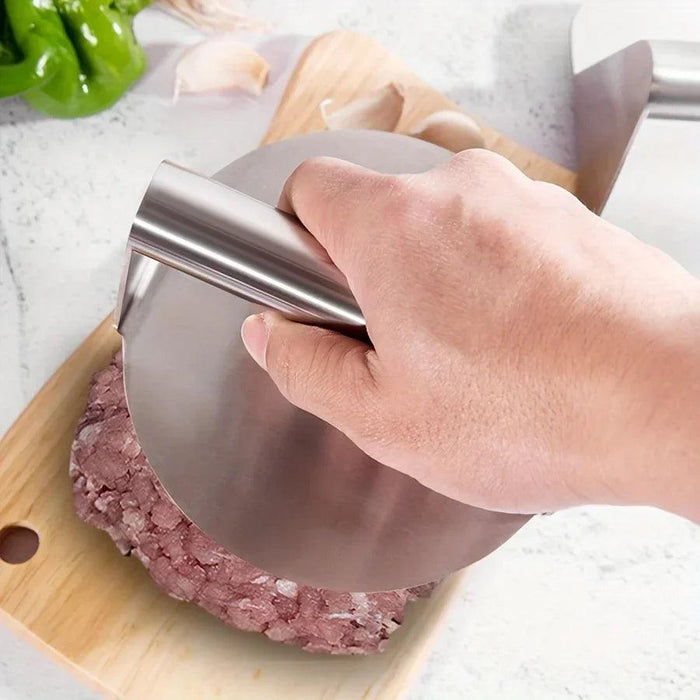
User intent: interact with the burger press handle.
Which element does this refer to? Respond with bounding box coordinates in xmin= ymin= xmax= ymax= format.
xmin=115 ymin=161 xmax=365 ymax=336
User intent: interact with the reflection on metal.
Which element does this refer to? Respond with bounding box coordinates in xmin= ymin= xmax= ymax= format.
xmin=115 ymin=131 xmax=531 ymax=592
xmin=117 ymin=163 xmax=365 ymax=335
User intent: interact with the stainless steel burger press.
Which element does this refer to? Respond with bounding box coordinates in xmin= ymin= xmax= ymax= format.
xmin=115 ymin=130 xmax=530 ymax=592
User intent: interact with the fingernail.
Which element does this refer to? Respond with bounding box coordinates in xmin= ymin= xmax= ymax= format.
xmin=241 ymin=313 xmax=269 ymax=369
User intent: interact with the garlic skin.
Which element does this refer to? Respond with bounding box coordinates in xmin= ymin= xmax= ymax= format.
xmin=409 ymin=110 xmax=485 ymax=152
xmin=320 ymin=83 xmax=405 ymax=132
xmin=174 ymin=36 xmax=270 ymax=98
xmin=317 ymin=84 xmax=485 ymax=154
xmin=157 ymin=0 xmax=267 ymax=33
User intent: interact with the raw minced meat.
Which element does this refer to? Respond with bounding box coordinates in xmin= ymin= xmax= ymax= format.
xmin=70 ymin=352 xmax=434 ymax=654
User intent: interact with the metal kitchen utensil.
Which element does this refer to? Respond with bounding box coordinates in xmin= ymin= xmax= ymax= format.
xmin=572 ymin=2 xmax=700 ymax=273
xmin=116 ymin=130 xmax=531 ymax=592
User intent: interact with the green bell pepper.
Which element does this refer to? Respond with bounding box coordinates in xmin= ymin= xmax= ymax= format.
xmin=0 ymin=0 xmax=149 ymax=118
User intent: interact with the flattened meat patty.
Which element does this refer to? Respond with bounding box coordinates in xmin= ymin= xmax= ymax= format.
xmin=70 ymin=353 xmax=434 ymax=654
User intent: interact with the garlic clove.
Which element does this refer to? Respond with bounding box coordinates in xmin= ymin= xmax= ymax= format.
xmin=174 ymin=36 xmax=270 ymax=98
xmin=320 ymin=83 xmax=405 ymax=132
xmin=409 ymin=110 xmax=485 ymax=152
xmin=157 ymin=0 xmax=267 ymax=33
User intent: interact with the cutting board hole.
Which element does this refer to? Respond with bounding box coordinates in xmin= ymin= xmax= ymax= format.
xmin=0 ymin=525 xmax=39 ymax=564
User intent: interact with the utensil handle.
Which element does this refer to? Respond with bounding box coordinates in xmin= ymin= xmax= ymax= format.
xmin=119 ymin=161 xmax=365 ymax=334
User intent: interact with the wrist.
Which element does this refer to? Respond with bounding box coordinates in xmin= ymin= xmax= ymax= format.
xmin=607 ymin=291 xmax=700 ymax=520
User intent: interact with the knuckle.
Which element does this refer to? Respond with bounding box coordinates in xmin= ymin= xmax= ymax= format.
xmin=288 ymin=157 xmax=340 ymax=197
xmin=292 ymin=158 xmax=315 ymax=178
xmin=285 ymin=332 xmax=342 ymax=401
xmin=376 ymin=173 xmax=434 ymax=227
xmin=287 ymin=158 xmax=318 ymax=191
xmin=449 ymin=148 xmax=521 ymax=188
xmin=268 ymin=334 xmax=299 ymax=401
xmin=531 ymin=180 xmax=562 ymax=197
xmin=376 ymin=173 xmax=412 ymax=208
xmin=308 ymin=334 xmax=350 ymax=389
xmin=327 ymin=343 xmax=378 ymax=418
xmin=296 ymin=155 xmax=335 ymax=177
xmin=531 ymin=180 xmax=585 ymax=212
xmin=381 ymin=173 xmax=414 ymax=198
xmin=450 ymin=147 xmax=500 ymax=173
xmin=270 ymin=329 xmax=375 ymax=414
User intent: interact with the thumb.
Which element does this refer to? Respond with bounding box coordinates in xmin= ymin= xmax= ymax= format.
xmin=241 ymin=311 xmax=379 ymax=436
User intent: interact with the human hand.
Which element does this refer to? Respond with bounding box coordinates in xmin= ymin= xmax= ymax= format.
xmin=241 ymin=150 xmax=700 ymax=520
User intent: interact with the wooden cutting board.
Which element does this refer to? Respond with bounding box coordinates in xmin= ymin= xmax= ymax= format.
xmin=0 ymin=31 xmax=576 ymax=699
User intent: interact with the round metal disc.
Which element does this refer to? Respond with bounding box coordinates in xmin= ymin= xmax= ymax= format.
xmin=122 ymin=130 xmax=530 ymax=591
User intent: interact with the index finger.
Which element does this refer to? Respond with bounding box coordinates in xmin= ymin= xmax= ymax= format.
xmin=278 ymin=156 xmax=391 ymax=274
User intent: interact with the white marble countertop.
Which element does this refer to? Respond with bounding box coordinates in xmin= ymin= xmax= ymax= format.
xmin=0 ymin=1 xmax=698 ymax=698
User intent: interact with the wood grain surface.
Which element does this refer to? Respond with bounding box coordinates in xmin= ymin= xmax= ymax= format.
xmin=0 ymin=31 xmax=576 ymax=699
xmin=267 ymin=31 xmax=577 ymax=191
